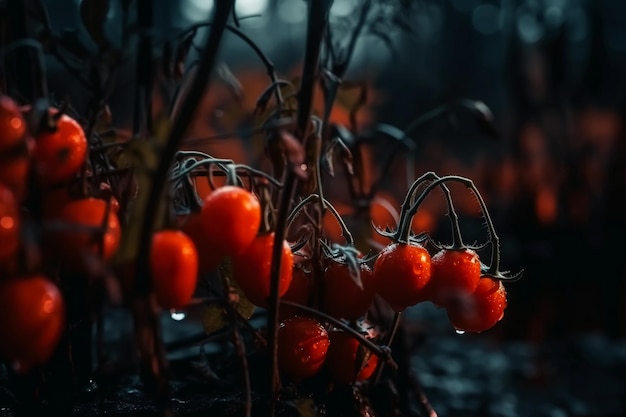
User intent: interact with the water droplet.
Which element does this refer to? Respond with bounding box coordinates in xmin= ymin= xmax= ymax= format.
xmin=455 ymin=329 xmax=466 ymax=335
xmin=301 ymin=355 xmax=311 ymax=363
xmin=170 ymin=311 xmax=186 ymax=321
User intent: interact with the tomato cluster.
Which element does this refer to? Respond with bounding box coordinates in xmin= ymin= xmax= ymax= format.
xmin=374 ymin=243 xmax=508 ymax=333
xmin=277 ymin=316 xmax=379 ymax=385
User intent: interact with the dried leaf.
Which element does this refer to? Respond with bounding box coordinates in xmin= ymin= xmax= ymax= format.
xmin=174 ymin=30 xmax=196 ymax=80
xmin=80 ymin=0 xmax=110 ymax=47
xmin=202 ymin=303 xmax=227 ymax=335
xmin=293 ymin=398 xmax=318 ymax=417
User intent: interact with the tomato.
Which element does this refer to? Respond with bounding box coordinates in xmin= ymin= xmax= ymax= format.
xmin=33 ymin=112 xmax=88 ymax=185
xmin=181 ymin=212 xmax=223 ymax=274
xmin=0 ymin=184 xmax=20 ymax=266
xmin=280 ymin=251 xmax=314 ymax=319
xmin=446 ymin=277 xmax=507 ymax=333
xmin=199 ymin=185 xmax=261 ymax=257
xmin=0 ymin=97 xmax=31 ymax=201
xmin=232 ymin=233 xmax=293 ymax=308
xmin=0 ymin=95 xmax=27 ymax=150
xmin=325 ymin=329 xmax=379 ymax=384
xmin=428 ymin=249 xmax=481 ymax=307
xmin=150 ymin=230 xmax=198 ymax=309
xmin=322 ymin=260 xmax=375 ymax=320
xmin=48 ymin=197 xmax=121 ymax=271
xmin=373 ymin=243 xmax=432 ymax=311
xmin=0 ymin=276 xmax=65 ymax=372
xmin=277 ymin=316 xmax=329 ymax=380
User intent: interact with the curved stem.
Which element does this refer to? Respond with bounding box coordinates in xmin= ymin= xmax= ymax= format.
xmin=286 ymin=194 xmax=353 ymax=245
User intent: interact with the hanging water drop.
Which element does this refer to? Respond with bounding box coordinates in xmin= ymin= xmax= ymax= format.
xmin=455 ymin=329 xmax=465 ymax=335
xmin=170 ymin=311 xmax=186 ymax=321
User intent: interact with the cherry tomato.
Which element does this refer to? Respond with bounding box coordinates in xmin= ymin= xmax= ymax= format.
xmin=0 ymin=95 xmax=26 ymax=150
xmin=0 ymin=184 xmax=20 ymax=266
xmin=150 ymin=230 xmax=198 ymax=309
xmin=322 ymin=260 xmax=375 ymax=320
xmin=232 ymin=233 xmax=293 ymax=308
xmin=446 ymin=277 xmax=507 ymax=333
xmin=0 ymin=276 xmax=65 ymax=372
xmin=373 ymin=243 xmax=432 ymax=311
xmin=0 ymin=153 xmax=31 ymax=202
xmin=181 ymin=212 xmax=223 ymax=274
xmin=48 ymin=197 xmax=121 ymax=271
xmin=280 ymin=251 xmax=314 ymax=319
xmin=33 ymin=112 xmax=87 ymax=185
xmin=325 ymin=329 xmax=379 ymax=384
xmin=428 ymin=248 xmax=481 ymax=307
xmin=199 ymin=185 xmax=261 ymax=257
xmin=277 ymin=316 xmax=329 ymax=380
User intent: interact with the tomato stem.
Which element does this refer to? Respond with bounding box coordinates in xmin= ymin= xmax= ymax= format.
xmin=373 ymin=311 xmax=403 ymax=384
xmin=286 ymin=194 xmax=354 ymax=245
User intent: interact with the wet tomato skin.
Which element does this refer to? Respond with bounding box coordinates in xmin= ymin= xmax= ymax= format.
xmin=322 ymin=261 xmax=376 ymax=320
xmin=33 ymin=113 xmax=88 ymax=186
xmin=0 ymin=95 xmax=27 ymax=150
xmin=150 ymin=230 xmax=199 ymax=309
xmin=428 ymin=248 xmax=481 ymax=307
xmin=373 ymin=243 xmax=432 ymax=311
xmin=199 ymin=186 xmax=261 ymax=257
xmin=325 ymin=329 xmax=379 ymax=384
xmin=48 ymin=197 xmax=121 ymax=271
xmin=0 ymin=276 xmax=65 ymax=372
xmin=232 ymin=233 xmax=293 ymax=308
xmin=446 ymin=277 xmax=507 ymax=333
xmin=277 ymin=317 xmax=330 ymax=380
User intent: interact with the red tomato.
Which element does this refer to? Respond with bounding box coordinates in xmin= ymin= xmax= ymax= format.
xmin=0 ymin=153 xmax=31 ymax=202
xmin=0 ymin=95 xmax=27 ymax=150
xmin=0 ymin=184 xmax=20 ymax=266
xmin=150 ymin=230 xmax=198 ymax=309
xmin=278 ymin=317 xmax=329 ymax=380
xmin=0 ymin=276 xmax=65 ymax=372
xmin=181 ymin=212 xmax=223 ymax=274
xmin=280 ymin=252 xmax=314 ymax=319
xmin=232 ymin=233 xmax=293 ymax=308
xmin=373 ymin=243 xmax=432 ymax=311
xmin=199 ymin=185 xmax=261 ymax=257
xmin=428 ymin=249 xmax=481 ymax=307
xmin=48 ymin=197 xmax=121 ymax=271
xmin=325 ymin=329 xmax=379 ymax=384
xmin=322 ymin=260 xmax=375 ymax=320
xmin=446 ymin=277 xmax=507 ymax=333
xmin=33 ymin=112 xmax=87 ymax=185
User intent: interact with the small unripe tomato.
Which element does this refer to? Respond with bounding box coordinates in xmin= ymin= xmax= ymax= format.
xmin=373 ymin=243 xmax=432 ymax=311
xmin=428 ymin=248 xmax=481 ymax=307
xmin=48 ymin=197 xmax=121 ymax=271
xmin=0 ymin=184 xmax=20 ymax=266
xmin=150 ymin=230 xmax=199 ymax=309
xmin=325 ymin=329 xmax=379 ymax=384
xmin=322 ymin=260 xmax=376 ymax=320
xmin=446 ymin=277 xmax=507 ymax=333
xmin=0 ymin=276 xmax=65 ymax=372
xmin=199 ymin=185 xmax=261 ymax=257
xmin=33 ymin=112 xmax=88 ymax=185
xmin=278 ymin=317 xmax=330 ymax=380
xmin=232 ymin=233 xmax=293 ymax=308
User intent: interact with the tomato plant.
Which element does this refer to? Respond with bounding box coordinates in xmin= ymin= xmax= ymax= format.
xmin=325 ymin=328 xmax=379 ymax=384
xmin=277 ymin=316 xmax=330 ymax=380
xmin=232 ymin=233 xmax=293 ymax=308
xmin=199 ymin=185 xmax=261 ymax=257
xmin=47 ymin=197 xmax=121 ymax=271
xmin=446 ymin=277 xmax=508 ymax=333
xmin=373 ymin=242 xmax=432 ymax=311
xmin=150 ymin=230 xmax=198 ymax=309
xmin=0 ymin=276 xmax=65 ymax=372
xmin=32 ymin=112 xmax=88 ymax=186
xmin=427 ymin=248 xmax=482 ymax=307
